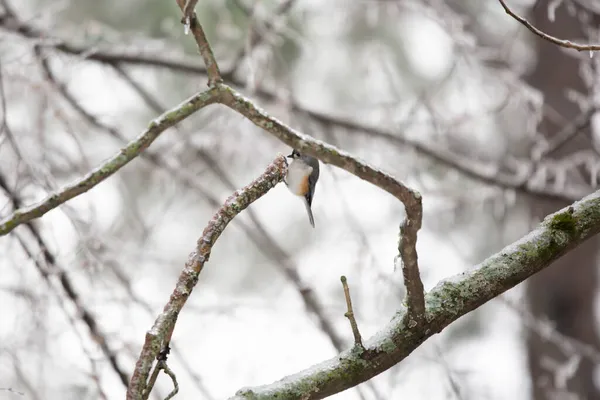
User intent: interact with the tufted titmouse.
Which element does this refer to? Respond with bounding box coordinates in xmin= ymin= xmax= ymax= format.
xmin=285 ymin=149 xmax=320 ymax=228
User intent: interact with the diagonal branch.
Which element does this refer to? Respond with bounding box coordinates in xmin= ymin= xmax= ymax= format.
xmin=0 ymin=86 xmax=221 ymax=236
xmin=174 ymin=0 xmax=222 ymax=86
xmin=498 ymin=0 xmax=600 ymax=52
xmin=126 ymin=156 xmax=288 ymax=400
xmin=228 ymin=191 xmax=600 ymax=399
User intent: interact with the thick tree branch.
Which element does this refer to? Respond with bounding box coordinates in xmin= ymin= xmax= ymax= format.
xmin=0 ymin=86 xmax=220 ymax=236
xmin=126 ymin=156 xmax=288 ymax=400
xmin=498 ymin=0 xmax=600 ymax=52
xmin=229 ymin=190 xmax=600 ymax=400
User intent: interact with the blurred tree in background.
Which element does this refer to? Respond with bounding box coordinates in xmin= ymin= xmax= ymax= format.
xmin=2 ymin=0 xmax=600 ymax=399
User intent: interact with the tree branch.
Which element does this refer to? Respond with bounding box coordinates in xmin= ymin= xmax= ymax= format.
xmin=0 ymin=86 xmax=221 ymax=236
xmin=182 ymin=0 xmax=199 ymax=23
xmin=498 ymin=0 xmax=600 ymax=52
xmin=229 ymin=191 xmax=600 ymax=399
xmin=0 ymin=174 xmax=130 ymax=387
xmin=340 ymin=276 xmax=363 ymax=348
xmin=126 ymin=156 xmax=288 ymax=400
xmin=174 ymin=0 xmax=222 ymax=86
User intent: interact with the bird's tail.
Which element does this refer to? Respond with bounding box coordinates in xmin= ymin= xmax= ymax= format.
xmin=303 ymin=198 xmax=315 ymax=228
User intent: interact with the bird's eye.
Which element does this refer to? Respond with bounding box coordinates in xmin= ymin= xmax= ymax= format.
xmin=287 ymin=149 xmax=300 ymax=159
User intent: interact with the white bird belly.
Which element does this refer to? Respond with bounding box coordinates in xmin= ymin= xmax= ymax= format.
xmin=286 ymin=162 xmax=312 ymax=196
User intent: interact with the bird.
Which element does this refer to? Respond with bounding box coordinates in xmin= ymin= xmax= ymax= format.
xmin=285 ymin=149 xmax=320 ymax=228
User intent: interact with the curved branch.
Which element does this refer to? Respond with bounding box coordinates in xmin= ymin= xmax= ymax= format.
xmin=126 ymin=156 xmax=288 ymax=400
xmin=229 ymin=191 xmax=600 ymax=399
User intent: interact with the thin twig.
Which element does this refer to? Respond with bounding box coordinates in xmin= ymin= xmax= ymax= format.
xmin=228 ymin=0 xmax=297 ymax=75
xmin=340 ymin=276 xmax=363 ymax=348
xmin=498 ymin=0 xmax=600 ymax=52
xmin=0 ymin=13 xmax=205 ymax=74
xmin=0 ymin=388 xmax=24 ymax=396
xmin=143 ymin=363 xmax=162 ymax=400
xmin=126 ymin=156 xmax=287 ymax=400
xmin=174 ymin=0 xmax=222 ymax=86
xmin=162 ymin=363 xmax=179 ymax=400
xmin=500 ymin=296 xmax=600 ymax=363
xmin=533 ymin=106 xmax=596 ymax=160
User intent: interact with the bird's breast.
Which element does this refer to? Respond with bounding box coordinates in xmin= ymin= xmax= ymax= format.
xmin=286 ymin=162 xmax=312 ymax=196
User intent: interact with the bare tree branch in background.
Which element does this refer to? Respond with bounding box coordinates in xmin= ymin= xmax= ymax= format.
xmin=498 ymin=0 xmax=600 ymax=52
xmin=0 ymin=174 xmax=130 ymax=388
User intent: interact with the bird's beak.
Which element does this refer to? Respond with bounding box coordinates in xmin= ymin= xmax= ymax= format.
xmin=286 ymin=153 xmax=294 ymax=159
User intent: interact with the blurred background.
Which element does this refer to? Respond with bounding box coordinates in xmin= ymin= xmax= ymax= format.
xmin=2 ymin=0 xmax=600 ymax=399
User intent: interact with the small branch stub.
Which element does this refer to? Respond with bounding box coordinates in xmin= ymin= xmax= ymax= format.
xmin=341 ymin=276 xmax=363 ymax=348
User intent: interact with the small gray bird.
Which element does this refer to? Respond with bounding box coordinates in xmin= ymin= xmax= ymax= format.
xmin=285 ymin=149 xmax=320 ymax=228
